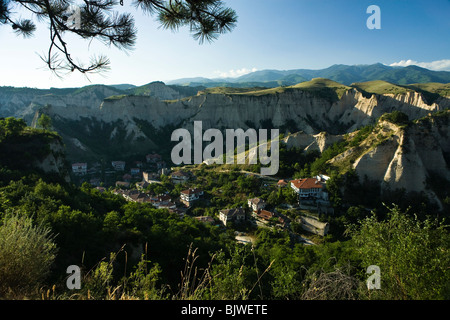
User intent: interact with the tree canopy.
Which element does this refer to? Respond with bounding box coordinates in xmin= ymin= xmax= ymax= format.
xmin=0 ymin=0 xmax=237 ymax=74
xmin=37 ymin=114 xmax=52 ymax=131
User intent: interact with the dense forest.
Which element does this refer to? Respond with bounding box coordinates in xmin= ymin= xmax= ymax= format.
xmin=0 ymin=117 xmax=449 ymax=300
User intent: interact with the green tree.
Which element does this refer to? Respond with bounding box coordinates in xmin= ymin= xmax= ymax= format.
xmin=37 ymin=114 xmax=52 ymax=131
xmin=0 ymin=117 xmax=27 ymax=140
xmin=382 ymin=111 xmax=410 ymax=126
xmin=266 ymin=189 xmax=282 ymax=207
xmin=103 ymin=210 xmax=122 ymax=233
xmin=282 ymin=186 xmax=297 ymax=205
xmin=325 ymin=172 xmax=342 ymax=208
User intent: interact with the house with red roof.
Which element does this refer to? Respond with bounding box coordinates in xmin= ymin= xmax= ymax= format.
xmin=180 ymin=188 xmax=204 ymax=207
xmin=256 ymin=209 xmax=276 ymax=222
xmin=290 ymin=178 xmax=325 ymax=199
xmin=277 ymin=179 xmax=288 ymax=188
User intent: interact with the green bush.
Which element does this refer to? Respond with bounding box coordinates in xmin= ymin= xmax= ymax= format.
xmin=348 ymin=205 xmax=450 ymax=300
xmin=0 ymin=212 xmax=58 ymax=298
xmin=381 ymin=111 xmax=410 ymax=125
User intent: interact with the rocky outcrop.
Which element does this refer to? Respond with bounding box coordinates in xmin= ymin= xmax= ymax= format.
xmin=32 ymin=140 xmax=70 ymax=182
xmin=283 ymin=131 xmax=344 ymax=153
xmin=2 ymin=82 xmax=449 ymax=142
xmin=352 ymin=137 xmax=399 ymax=183
xmin=348 ymin=113 xmax=450 ymax=208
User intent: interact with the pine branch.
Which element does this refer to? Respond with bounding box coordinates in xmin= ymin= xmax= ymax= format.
xmin=2 ymin=0 xmax=237 ymax=74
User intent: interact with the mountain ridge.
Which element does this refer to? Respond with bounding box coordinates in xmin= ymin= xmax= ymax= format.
xmin=167 ymin=63 xmax=450 ymax=87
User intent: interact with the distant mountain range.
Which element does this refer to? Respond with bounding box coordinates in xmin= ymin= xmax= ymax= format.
xmin=166 ymin=63 xmax=450 ymax=88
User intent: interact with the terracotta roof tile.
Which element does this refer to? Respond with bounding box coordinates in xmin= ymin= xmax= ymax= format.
xmin=291 ymin=178 xmax=323 ymax=189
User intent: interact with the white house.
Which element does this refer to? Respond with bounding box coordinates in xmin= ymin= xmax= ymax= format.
xmin=315 ymin=174 xmax=330 ymax=182
xmin=72 ymin=163 xmax=87 ymax=175
xmin=219 ymin=208 xmax=246 ymax=226
xmin=180 ymin=188 xmax=204 ymax=207
xmin=247 ymin=198 xmax=267 ymax=213
xmin=290 ymin=178 xmax=324 ymax=199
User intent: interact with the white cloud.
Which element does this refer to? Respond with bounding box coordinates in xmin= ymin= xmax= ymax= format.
xmin=214 ymin=67 xmax=258 ymax=78
xmin=389 ymin=59 xmax=450 ymax=71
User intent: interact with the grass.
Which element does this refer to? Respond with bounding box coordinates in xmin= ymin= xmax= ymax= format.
xmin=197 ymin=87 xmax=268 ymax=95
xmin=219 ymin=78 xmax=353 ymax=103
xmin=407 ymin=82 xmax=450 ymax=97
xmin=406 ymin=83 xmax=450 ymax=104
xmin=291 ymin=78 xmax=341 ymax=88
xmin=95 ymin=79 xmax=450 ymax=106
xmin=296 ymin=79 xmax=350 ymax=102
xmin=351 ymin=80 xmax=450 ymax=105
xmin=351 ymin=80 xmax=412 ymax=96
xmin=102 ymin=79 xmax=351 ymax=103
xmin=104 ymin=94 xmax=128 ymax=101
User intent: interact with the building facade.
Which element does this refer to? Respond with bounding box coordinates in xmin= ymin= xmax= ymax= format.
xmin=219 ymin=208 xmax=246 ymax=226
xmin=290 ymin=178 xmax=325 ymax=199
xmin=180 ymin=188 xmax=204 ymax=207
xmin=72 ymin=163 xmax=87 ymax=175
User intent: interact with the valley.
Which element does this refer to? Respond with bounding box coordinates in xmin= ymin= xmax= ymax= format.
xmin=1 ymin=75 xmax=449 ymax=207
xmin=1 ymin=0 xmax=449 ymax=305
xmin=1 ymin=66 xmax=449 ymax=300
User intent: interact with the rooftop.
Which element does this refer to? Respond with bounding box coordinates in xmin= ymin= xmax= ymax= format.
xmin=172 ymin=171 xmax=190 ymax=177
xmin=257 ymin=209 xmax=275 ymax=220
xmin=248 ymin=197 xmax=266 ymax=205
xmin=220 ymin=207 xmax=245 ymax=218
xmin=291 ymin=178 xmax=323 ymax=190
xmin=181 ymin=188 xmax=203 ymax=195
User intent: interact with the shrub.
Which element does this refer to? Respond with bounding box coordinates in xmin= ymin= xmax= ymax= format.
xmin=0 ymin=212 xmax=58 ymax=298
xmin=347 ymin=205 xmax=450 ymax=300
xmin=382 ymin=111 xmax=410 ymax=125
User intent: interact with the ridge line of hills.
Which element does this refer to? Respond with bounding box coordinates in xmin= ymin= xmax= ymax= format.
xmin=2 ymin=63 xmax=450 ymax=95
xmin=165 ymin=63 xmax=450 ymax=87
xmin=2 ymin=77 xmax=450 ymax=109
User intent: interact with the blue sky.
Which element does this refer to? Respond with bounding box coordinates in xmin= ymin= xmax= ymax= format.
xmin=1 ymin=0 xmax=449 ymax=88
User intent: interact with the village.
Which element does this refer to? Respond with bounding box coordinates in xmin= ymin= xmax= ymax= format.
xmin=70 ymin=153 xmax=333 ymax=246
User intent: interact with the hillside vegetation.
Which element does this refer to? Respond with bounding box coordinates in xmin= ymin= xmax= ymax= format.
xmin=306 ymin=110 xmax=450 ymax=212
xmin=1 ymin=118 xmax=449 ymax=300
xmin=198 ymin=78 xmax=352 ymax=103
xmin=351 ymin=80 xmax=413 ymax=96
xmin=175 ymin=78 xmax=449 ymax=105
